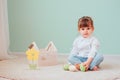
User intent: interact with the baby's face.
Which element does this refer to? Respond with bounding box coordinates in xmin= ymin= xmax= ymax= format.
xmin=79 ymin=27 xmax=94 ymax=38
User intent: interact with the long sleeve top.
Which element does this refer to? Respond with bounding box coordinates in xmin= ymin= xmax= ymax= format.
xmin=70 ymin=35 xmax=100 ymax=58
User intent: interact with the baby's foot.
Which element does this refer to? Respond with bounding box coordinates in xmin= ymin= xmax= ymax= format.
xmin=92 ymin=66 xmax=99 ymax=71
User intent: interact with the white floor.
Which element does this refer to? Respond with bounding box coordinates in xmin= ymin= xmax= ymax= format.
xmin=0 ymin=54 xmax=120 ymax=80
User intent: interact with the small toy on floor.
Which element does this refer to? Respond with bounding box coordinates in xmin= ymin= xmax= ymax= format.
xmin=69 ymin=65 xmax=78 ymax=72
xmin=75 ymin=64 xmax=86 ymax=72
xmin=80 ymin=64 xmax=86 ymax=72
xmin=63 ymin=64 xmax=78 ymax=72
xmin=63 ymin=63 xmax=86 ymax=72
xmin=63 ymin=64 xmax=69 ymax=71
xmin=26 ymin=42 xmax=40 ymax=70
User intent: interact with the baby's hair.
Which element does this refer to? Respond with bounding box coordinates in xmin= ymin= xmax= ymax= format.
xmin=78 ymin=16 xmax=94 ymax=30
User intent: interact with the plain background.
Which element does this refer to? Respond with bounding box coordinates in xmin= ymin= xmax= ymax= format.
xmin=7 ymin=0 xmax=120 ymax=54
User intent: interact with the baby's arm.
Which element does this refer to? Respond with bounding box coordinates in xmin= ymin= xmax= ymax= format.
xmin=84 ymin=38 xmax=100 ymax=70
xmin=88 ymin=38 xmax=100 ymax=57
xmin=83 ymin=57 xmax=93 ymax=70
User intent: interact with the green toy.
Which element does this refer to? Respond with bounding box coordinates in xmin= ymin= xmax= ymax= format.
xmin=80 ymin=64 xmax=86 ymax=72
xmin=63 ymin=64 xmax=70 ymax=71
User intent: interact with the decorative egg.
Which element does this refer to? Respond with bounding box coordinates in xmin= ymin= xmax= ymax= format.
xmin=80 ymin=64 xmax=86 ymax=72
xmin=69 ymin=65 xmax=78 ymax=72
xmin=63 ymin=64 xmax=69 ymax=71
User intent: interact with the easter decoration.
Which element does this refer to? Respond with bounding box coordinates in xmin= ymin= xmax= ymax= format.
xmin=69 ymin=65 xmax=78 ymax=72
xmin=63 ymin=64 xmax=70 ymax=71
xmin=63 ymin=63 xmax=86 ymax=72
xmin=80 ymin=64 xmax=86 ymax=72
xmin=26 ymin=42 xmax=40 ymax=70
xmin=63 ymin=64 xmax=78 ymax=72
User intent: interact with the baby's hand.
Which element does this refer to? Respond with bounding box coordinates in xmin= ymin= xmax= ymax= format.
xmin=82 ymin=62 xmax=90 ymax=71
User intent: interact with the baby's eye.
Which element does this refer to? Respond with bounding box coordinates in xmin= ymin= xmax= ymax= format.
xmin=82 ymin=28 xmax=84 ymax=30
xmin=87 ymin=27 xmax=90 ymax=30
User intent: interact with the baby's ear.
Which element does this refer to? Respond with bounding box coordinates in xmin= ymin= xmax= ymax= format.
xmin=92 ymin=26 xmax=94 ymax=30
xmin=92 ymin=27 xmax=94 ymax=31
xmin=78 ymin=28 xmax=80 ymax=31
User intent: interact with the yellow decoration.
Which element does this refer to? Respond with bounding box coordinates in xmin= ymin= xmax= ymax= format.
xmin=26 ymin=48 xmax=39 ymax=61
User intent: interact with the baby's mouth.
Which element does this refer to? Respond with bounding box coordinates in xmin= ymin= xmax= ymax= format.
xmin=84 ymin=33 xmax=88 ymax=35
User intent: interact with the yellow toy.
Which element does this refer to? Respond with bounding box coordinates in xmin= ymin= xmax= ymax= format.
xmin=26 ymin=42 xmax=40 ymax=69
xmin=26 ymin=48 xmax=39 ymax=61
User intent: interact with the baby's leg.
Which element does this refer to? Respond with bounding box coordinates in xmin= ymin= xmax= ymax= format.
xmin=89 ymin=53 xmax=104 ymax=70
xmin=68 ymin=54 xmax=82 ymax=65
xmin=92 ymin=66 xmax=99 ymax=71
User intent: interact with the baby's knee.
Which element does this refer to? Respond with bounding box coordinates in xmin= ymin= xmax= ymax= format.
xmin=98 ymin=54 xmax=104 ymax=62
xmin=68 ymin=55 xmax=73 ymax=62
xmin=67 ymin=55 xmax=77 ymax=65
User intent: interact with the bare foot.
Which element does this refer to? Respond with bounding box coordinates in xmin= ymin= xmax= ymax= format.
xmin=92 ymin=66 xmax=99 ymax=71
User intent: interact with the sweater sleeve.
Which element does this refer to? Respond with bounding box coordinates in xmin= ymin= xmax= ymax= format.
xmin=88 ymin=38 xmax=100 ymax=58
xmin=70 ymin=38 xmax=79 ymax=54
